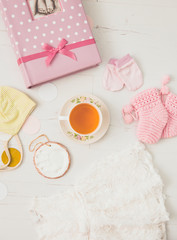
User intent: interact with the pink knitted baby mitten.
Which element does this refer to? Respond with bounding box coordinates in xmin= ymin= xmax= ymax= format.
xmin=103 ymin=55 xmax=143 ymax=92
xmin=103 ymin=59 xmax=124 ymax=91
xmin=117 ymin=54 xmax=143 ymax=91
xmin=122 ymin=88 xmax=168 ymax=144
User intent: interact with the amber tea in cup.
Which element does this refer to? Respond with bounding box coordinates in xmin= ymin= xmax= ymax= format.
xmin=69 ymin=103 xmax=100 ymax=135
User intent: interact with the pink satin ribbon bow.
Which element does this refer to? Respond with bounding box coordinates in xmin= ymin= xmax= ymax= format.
xmin=17 ymin=38 xmax=96 ymax=66
xmin=43 ymin=38 xmax=77 ymax=66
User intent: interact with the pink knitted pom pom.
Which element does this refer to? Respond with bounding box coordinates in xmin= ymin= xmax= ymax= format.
xmin=161 ymin=75 xmax=170 ymax=95
xmin=123 ymin=104 xmax=133 ymax=114
xmin=124 ymin=114 xmax=134 ymax=124
xmin=161 ymin=85 xmax=169 ymax=95
xmin=162 ymin=75 xmax=170 ymax=86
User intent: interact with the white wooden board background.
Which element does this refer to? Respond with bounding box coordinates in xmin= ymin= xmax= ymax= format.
xmin=0 ymin=0 xmax=177 ymax=239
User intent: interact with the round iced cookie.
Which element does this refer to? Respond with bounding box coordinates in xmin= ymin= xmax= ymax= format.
xmin=22 ymin=116 xmax=41 ymax=135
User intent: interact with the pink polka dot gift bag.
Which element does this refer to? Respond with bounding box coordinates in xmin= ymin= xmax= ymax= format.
xmin=0 ymin=0 xmax=101 ymax=88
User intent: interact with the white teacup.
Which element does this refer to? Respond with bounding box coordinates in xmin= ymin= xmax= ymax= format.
xmin=59 ymin=102 xmax=102 ymax=136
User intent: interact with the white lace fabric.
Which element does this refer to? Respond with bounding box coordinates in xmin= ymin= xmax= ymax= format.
xmin=30 ymin=143 xmax=169 ymax=240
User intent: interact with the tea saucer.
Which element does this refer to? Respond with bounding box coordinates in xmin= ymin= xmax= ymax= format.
xmin=59 ymin=95 xmax=110 ymax=144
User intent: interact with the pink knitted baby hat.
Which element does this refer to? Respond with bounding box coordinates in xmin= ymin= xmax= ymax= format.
xmin=122 ymin=88 xmax=168 ymax=144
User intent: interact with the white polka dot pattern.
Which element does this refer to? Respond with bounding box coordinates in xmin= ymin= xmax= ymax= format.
xmin=0 ymin=0 xmax=94 ymax=58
